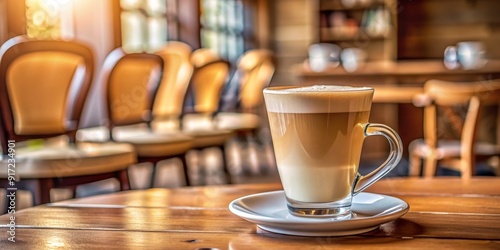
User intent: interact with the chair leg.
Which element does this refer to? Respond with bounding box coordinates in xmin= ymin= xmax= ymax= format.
xmin=219 ymin=145 xmax=232 ymax=184
xmin=150 ymin=162 xmax=157 ymax=188
xmin=180 ymin=154 xmax=191 ymax=186
xmin=116 ymin=169 xmax=131 ymax=191
xmin=408 ymin=152 xmax=423 ymax=176
xmin=1 ymin=179 xmax=19 ymax=213
xmin=424 ymin=155 xmax=438 ymax=177
xmin=19 ymin=179 xmax=53 ymax=205
xmin=68 ymin=186 xmax=77 ymax=199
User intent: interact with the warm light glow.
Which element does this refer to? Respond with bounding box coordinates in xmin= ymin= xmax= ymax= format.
xmin=32 ymin=11 xmax=46 ymax=26
xmin=46 ymin=235 xmax=66 ymax=248
xmin=25 ymin=0 xmax=74 ymax=39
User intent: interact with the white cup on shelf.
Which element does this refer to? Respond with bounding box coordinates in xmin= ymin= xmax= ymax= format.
xmin=444 ymin=45 xmax=459 ymax=70
xmin=308 ymin=43 xmax=341 ymax=72
xmin=457 ymin=41 xmax=486 ymax=70
xmin=340 ymin=48 xmax=366 ymax=72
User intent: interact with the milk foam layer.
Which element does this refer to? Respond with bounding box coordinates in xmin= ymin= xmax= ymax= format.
xmin=278 ymin=85 xmax=370 ymax=92
xmin=263 ymin=85 xmax=373 ymax=113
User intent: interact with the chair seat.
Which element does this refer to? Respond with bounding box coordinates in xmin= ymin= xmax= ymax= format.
xmin=179 ymin=114 xmax=235 ymax=148
xmin=410 ymin=139 xmax=500 ymax=160
xmin=0 ymin=142 xmax=136 ymax=179
xmin=152 ymin=120 xmax=234 ymax=148
xmin=182 ymin=113 xmax=217 ymax=131
xmin=186 ymin=129 xmax=234 ymax=148
xmin=77 ymin=126 xmax=193 ymax=157
xmin=215 ymin=112 xmax=260 ymax=131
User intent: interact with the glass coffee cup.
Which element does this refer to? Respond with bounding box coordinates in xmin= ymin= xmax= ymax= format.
xmin=263 ymin=85 xmax=402 ymax=220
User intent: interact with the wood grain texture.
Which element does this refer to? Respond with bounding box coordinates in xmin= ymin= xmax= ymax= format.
xmin=2 ymin=229 xmax=499 ymax=250
xmin=366 ymin=177 xmax=500 ymax=196
xmin=53 ymin=177 xmax=500 ymax=208
xmin=2 ymin=198 xmax=499 ymax=240
xmin=1 ymin=177 xmax=499 ymax=248
xmin=54 ymin=183 xmax=283 ymax=208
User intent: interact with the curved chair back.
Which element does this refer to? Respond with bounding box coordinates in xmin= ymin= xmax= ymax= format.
xmin=152 ymin=41 xmax=193 ymax=120
xmin=188 ymin=49 xmax=230 ymax=115
xmin=0 ymin=36 xmax=94 ymax=153
xmin=237 ymin=49 xmax=275 ymax=112
xmin=101 ymin=48 xmax=163 ymax=132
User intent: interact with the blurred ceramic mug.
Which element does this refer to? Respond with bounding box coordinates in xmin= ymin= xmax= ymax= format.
xmin=444 ymin=45 xmax=459 ymax=70
xmin=308 ymin=43 xmax=341 ymax=72
xmin=341 ymin=48 xmax=366 ymax=72
xmin=263 ymin=85 xmax=403 ymax=219
xmin=457 ymin=41 xmax=486 ymax=70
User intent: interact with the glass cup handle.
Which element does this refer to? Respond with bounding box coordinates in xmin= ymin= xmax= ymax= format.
xmin=353 ymin=123 xmax=403 ymax=195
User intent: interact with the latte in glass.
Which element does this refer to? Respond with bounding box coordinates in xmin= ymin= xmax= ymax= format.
xmin=264 ymin=85 xmax=402 ymax=219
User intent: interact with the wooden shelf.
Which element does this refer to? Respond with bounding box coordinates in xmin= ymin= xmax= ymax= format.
xmin=317 ymin=0 xmax=396 ymax=61
xmin=320 ymin=0 xmax=385 ymax=11
xmin=294 ymin=59 xmax=500 ymax=77
xmin=320 ymin=28 xmax=388 ymax=42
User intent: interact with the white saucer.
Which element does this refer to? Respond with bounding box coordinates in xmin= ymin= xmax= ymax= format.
xmin=229 ymin=191 xmax=409 ymax=236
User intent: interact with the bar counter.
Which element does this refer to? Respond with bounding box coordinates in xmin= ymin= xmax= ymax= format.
xmin=293 ymin=59 xmax=500 ymax=87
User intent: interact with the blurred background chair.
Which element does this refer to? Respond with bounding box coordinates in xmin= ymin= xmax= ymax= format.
xmin=409 ymin=79 xmax=500 ymax=178
xmin=215 ymin=49 xmax=276 ymax=176
xmin=152 ymin=41 xmax=194 ymax=131
xmin=77 ymin=48 xmax=193 ymax=187
xmin=0 ymin=36 xmax=136 ymax=207
xmin=185 ymin=48 xmax=235 ymax=183
xmin=216 ymin=49 xmax=275 ymax=138
xmin=153 ymin=47 xmax=234 ymax=184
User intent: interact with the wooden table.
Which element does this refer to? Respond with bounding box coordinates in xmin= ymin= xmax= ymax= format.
xmin=1 ymin=177 xmax=500 ymax=249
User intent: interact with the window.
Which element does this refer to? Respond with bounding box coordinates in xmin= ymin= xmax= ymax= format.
xmin=200 ymin=0 xmax=248 ymax=63
xmin=120 ymin=0 xmax=177 ymax=53
xmin=118 ymin=0 xmax=266 ymax=60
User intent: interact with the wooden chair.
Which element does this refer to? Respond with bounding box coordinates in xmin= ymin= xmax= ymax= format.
xmin=78 ymin=48 xmax=194 ymax=187
xmin=153 ymin=47 xmax=234 ymax=184
xmin=0 ymin=36 xmax=136 ymax=206
xmin=215 ymin=49 xmax=275 ymax=136
xmin=408 ymin=79 xmax=500 ymax=178
xmin=214 ymin=49 xmax=275 ymax=175
xmin=184 ymin=48 xmax=232 ymax=133
xmin=152 ymin=41 xmax=193 ymax=131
